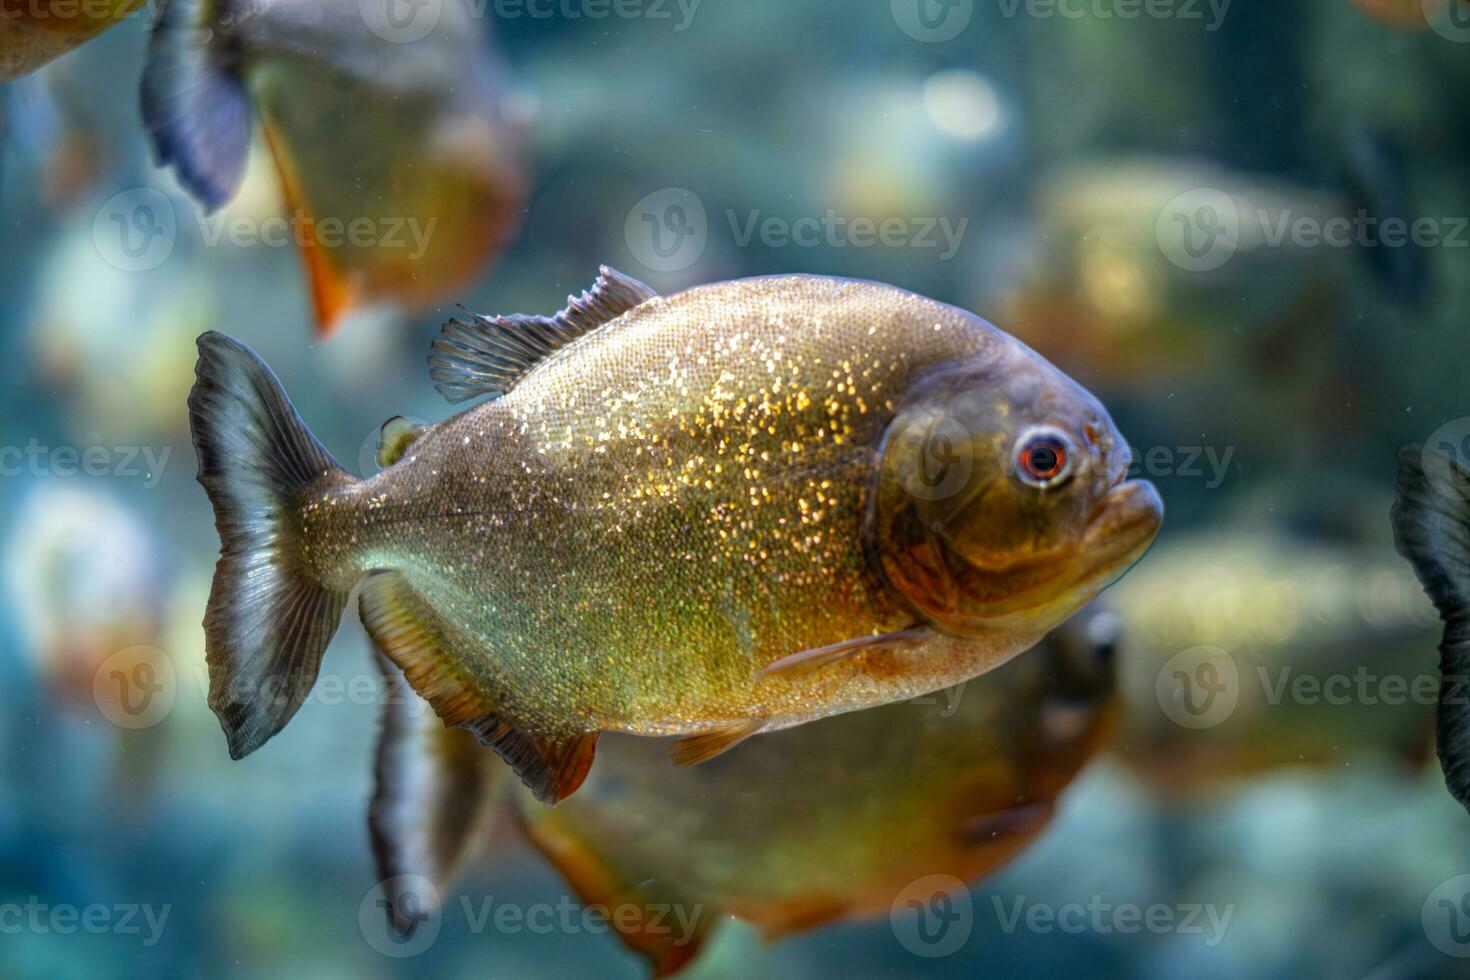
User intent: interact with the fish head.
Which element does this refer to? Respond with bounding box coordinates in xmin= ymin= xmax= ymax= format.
xmin=869 ymin=342 xmax=1162 ymax=638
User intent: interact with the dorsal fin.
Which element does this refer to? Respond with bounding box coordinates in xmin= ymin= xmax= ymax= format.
xmin=376 ymin=416 xmax=428 ymax=469
xmin=428 ymin=266 xmax=657 ymax=404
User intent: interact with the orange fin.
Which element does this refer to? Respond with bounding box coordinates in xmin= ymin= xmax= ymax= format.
xmin=259 ymin=120 xmax=361 ymax=337
xmin=671 ymin=718 xmax=764 ymax=767
xmin=761 ymin=627 xmax=931 ymax=678
xmin=461 ymin=716 xmax=597 ymax=807
xmin=515 ymin=813 xmax=718 ymax=976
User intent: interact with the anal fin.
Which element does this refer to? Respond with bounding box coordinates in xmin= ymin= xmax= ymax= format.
xmin=671 ymin=718 xmax=764 ymax=767
xmin=462 ymin=716 xmax=598 ymax=806
xmin=358 ymin=572 xmax=492 ymax=726
xmin=358 ymin=571 xmax=598 ymax=806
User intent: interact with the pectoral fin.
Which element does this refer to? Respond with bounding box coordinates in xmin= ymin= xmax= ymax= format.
xmin=760 ymin=627 xmax=931 ymax=677
xmin=357 ymin=571 xmax=598 ymax=805
xmin=369 ymin=651 xmax=503 ymax=935
xmin=671 ymin=718 xmax=764 ymax=767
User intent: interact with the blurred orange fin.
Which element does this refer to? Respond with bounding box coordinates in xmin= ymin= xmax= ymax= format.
xmin=259 ymin=119 xmax=360 ymax=337
xmin=671 ymin=718 xmax=763 ymax=767
xmin=517 ymin=813 xmax=716 ymax=976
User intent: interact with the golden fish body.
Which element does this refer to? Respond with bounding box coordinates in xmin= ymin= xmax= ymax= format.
xmin=324 ymin=276 xmax=1031 ymax=731
xmin=189 ymin=269 xmax=1161 ymax=802
xmin=141 ymin=0 xmax=525 ymax=334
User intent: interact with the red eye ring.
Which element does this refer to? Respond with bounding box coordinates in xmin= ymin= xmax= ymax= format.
xmin=1014 ymin=427 xmax=1076 ymax=488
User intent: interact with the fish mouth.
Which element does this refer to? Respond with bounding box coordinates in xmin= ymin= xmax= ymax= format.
xmin=940 ymin=478 xmax=1163 ymax=632
xmin=1075 ymin=478 xmax=1164 ymax=587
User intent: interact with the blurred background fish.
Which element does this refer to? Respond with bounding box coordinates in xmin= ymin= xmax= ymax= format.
xmin=1108 ymin=512 xmax=1441 ymax=796
xmin=369 ymin=610 xmax=1120 ymax=975
xmin=0 ymin=0 xmax=144 ymax=82
xmin=141 ymin=0 xmax=528 ymax=334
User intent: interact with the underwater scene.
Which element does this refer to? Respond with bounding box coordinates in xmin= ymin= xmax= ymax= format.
xmin=4 ymin=0 xmax=1470 ymax=977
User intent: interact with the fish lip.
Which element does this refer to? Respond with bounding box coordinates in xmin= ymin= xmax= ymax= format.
xmin=1078 ymin=479 xmax=1164 ymax=579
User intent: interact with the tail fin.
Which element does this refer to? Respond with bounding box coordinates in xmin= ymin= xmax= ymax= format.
xmin=189 ymin=332 xmax=353 ymax=759
xmin=141 ymin=0 xmax=253 ymax=211
xmin=1392 ymin=445 xmax=1470 ymax=814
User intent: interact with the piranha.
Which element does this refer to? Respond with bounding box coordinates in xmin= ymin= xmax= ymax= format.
xmin=139 ymin=0 xmax=526 ymax=334
xmin=0 ymin=0 xmax=145 ymax=82
xmin=189 ymin=268 xmax=1162 ymax=803
xmin=368 ymin=608 xmax=1121 ymax=974
xmin=1392 ymin=446 xmax=1470 ymax=816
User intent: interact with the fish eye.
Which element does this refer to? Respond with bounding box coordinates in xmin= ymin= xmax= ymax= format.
xmin=1014 ymin=426 xmax=1076 ymax=489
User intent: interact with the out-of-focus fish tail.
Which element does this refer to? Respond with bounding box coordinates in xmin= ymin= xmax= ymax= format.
xmin=141 ymin=0 xmax=252 ymax=210
xmin=188 ymin=331 xmax=354 ymax=759
xmin=369 ymin=650 xmax=503 ymax=936
xmin=1392 ymin=445 xmax=1470 ymax=815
